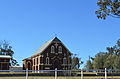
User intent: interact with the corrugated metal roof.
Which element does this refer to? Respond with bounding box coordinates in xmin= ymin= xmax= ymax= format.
xmin=33 ymin=37 xmax=60 ymax=56
xmin=32 ymin=37 xmax=72 ymax=57
xmin=0 ymin=55 xmax=11 ymax=58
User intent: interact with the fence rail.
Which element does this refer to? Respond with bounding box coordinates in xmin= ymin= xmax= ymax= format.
xmin=0 ymin=68 xmax=120 ymax=79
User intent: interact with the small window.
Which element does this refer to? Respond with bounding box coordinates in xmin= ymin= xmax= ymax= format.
xmin=46 ymin=57 xmax=49 ymax=64
xmin=58 ymin=46 xmax=62 ymax=53
xmin=63 ymin=58 xmax=67 ymax=64
xmin=51 ymin=46 xmax=55 ymax=53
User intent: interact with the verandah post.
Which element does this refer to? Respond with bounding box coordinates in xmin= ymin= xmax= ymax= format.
xmin=105 ymin=68 xmax=107 ymax=79
xmin=81 ymin=69 xmax=83 ymax=79
xmin=55 ymin=68 xmax=57 ymax=79
xmin=26 ymin=68 xmax=28 ymax=79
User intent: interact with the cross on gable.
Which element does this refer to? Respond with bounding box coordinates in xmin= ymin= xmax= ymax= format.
xmin=54 ymin=43 xmax=58 ymax=48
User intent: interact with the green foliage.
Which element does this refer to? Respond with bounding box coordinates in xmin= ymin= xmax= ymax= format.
xmin=93 ymin=52 xmax=107 ymax=69
xmin=10 ymin=58 xmax=19 ymax=66
xmin=85 ymin=60 xmax=93 ymax=69
xmin=71 ymin=54 xmax=83 ymax=69
xmin=85 ymin=39 xmax=120 ymax=70
xmin=113 ymin=55 xmax=120 ymax=69
xmin=104 ymin=54 xmax=115 ymax=69
xmin=96 ymin=0 xmax=120 ymax=19
xmin=0 ymin=40 xmax=19 ymax=66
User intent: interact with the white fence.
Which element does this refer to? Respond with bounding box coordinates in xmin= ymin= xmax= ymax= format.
xmin=0 ymin=68 xmax=120 ymax=79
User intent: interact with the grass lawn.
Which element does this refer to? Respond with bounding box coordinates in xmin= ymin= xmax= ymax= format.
xmin=1 ymin=72 xmax=120 ymax=79
xmin=0 ymin=76 xmax=120 ymax=79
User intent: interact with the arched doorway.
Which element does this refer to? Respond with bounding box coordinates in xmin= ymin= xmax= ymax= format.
xmin=53 ymin=59 xmax=60 ymax=70
xmin=27 ymin=61 xmax=32 ymax=70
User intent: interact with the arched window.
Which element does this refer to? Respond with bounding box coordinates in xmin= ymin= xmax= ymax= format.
xmin=63 ymin=58 xmax=67 ymax=64
xmin=46 ymin=57 xmax=49 ymax=65
xmin=58 ymin=46 xmax=62 ymax=53
xmin=51 ymin=46 xmax=55 ymax=53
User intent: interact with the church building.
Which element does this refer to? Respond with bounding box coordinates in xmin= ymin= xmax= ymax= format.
xmin=23 ymin=37 xmax=72 ymax=70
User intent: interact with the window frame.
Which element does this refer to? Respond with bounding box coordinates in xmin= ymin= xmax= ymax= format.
xmin=46 ymin=57 xmax=49 ymax=65
xmin=58 ymin=46 xmax=62 ymax=53
xmin=51 ymin=45 xmax=55 ymax=53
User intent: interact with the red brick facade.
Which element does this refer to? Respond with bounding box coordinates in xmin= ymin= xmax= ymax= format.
xmin=23 ymin=37 xmax=72 ymax=70
xmin=0 ymin=55 xmax=11 ymax=70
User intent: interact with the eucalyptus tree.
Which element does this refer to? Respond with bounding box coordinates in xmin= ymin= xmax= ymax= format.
xmin=96 ymin=0 xmax=120 ymax=19
xmin=0 ymin=40 xmax=19 ymax=66
xmin=85 ymin=39 xmax=120 ymax=70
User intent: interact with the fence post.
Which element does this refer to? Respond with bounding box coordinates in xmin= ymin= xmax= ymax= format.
xmin=105 ymin=68 xmax=107 ymax=79
xmin=55 ymin=68 xmax=57 ymax=79
xmin=81 ymin=69 xmax=83 ymax=79
xmin=26 ymin=68 xmax=28 ymax=79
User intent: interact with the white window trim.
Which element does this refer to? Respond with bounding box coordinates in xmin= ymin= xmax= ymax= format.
xmin=46 ymin=57 xmax=49 ymax=65
xmin=58 ymin=46 xmax=62 ymax=53
xmin=63 ymin=57 xmax=67 ymax=65
xmin=51 ymin=46 xmax=55 ymax=53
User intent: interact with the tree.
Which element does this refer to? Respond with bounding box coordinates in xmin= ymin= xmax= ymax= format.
xmin=96 ymin=0 xmax=120 ymax=19
xmin=0 ymin=40 xmax=19 ymax=66
xmin=104 ymin=54 xmax=116 ymax=69
xmin=71 ymin=54 xmax=83 ymax=69
xmin=85 ymin=39 xmax=120 ymax=70
xmin=93 ymin=52 xmax=107 ymax=69
xmin=113 ymin=55 xmax=120 ymax=69
xmin=85 ymin=60 xmax=93 ymax=70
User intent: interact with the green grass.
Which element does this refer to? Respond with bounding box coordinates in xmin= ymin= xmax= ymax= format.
xmin=0 ymin=76 xmax=120 ymax=79
xmin=1 ymin=72 xmax=120 ymax=79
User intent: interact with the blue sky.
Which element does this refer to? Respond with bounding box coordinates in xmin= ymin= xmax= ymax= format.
xmin=0 ymin=0 xmax=120 ymax=68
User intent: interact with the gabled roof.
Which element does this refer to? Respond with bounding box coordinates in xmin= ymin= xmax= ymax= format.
xmin=32 ymin=37 xmax=72 ymax=56
xmin=22 ymin=57 xmax=31 ymax=61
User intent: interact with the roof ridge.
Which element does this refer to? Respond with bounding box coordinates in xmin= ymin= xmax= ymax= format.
xmin=32 ymin=37 xmax=60 ymax=56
